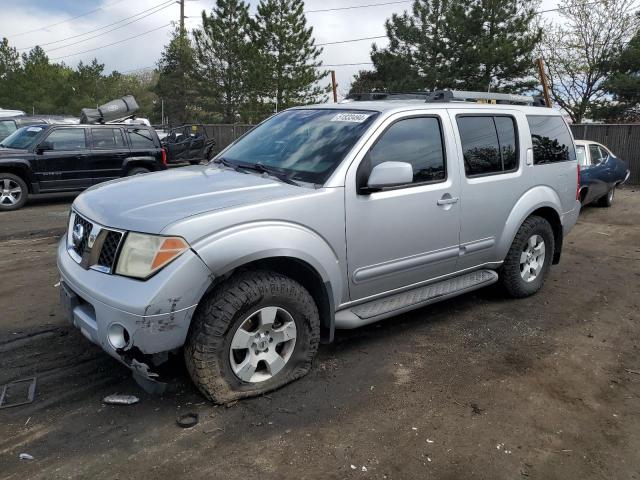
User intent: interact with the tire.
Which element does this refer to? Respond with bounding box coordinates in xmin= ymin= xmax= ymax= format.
xmin=597 ymin=186 xmax=614 ymax=207
xmin=500 ymin=215 xmax=555 ymax=298
xmin=126 ymin=167 xmax=150 ymax=176
xmin=0 ymin=173 xmax=28 ymax=211
xmin=185 ymin=270 xmax=320 ymax=404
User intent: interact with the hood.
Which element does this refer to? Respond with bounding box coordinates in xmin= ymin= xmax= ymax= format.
xmin=73 ymin=165 xmax=310 ymax=233
xmin=0 ymin=147 xmax=29 ymax=155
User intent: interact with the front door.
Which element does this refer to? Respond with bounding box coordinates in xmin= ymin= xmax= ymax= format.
xmin=345 ymin=112 xmax=461 ymax=301
xmin=32 ymin=127 xmax=92 ymax=191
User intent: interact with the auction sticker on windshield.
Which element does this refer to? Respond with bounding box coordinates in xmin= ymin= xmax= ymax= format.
xmin=330 ymin=113 xmax=372 ymax=123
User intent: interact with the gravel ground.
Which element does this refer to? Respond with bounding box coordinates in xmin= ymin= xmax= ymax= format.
xmin=0 ymin=187 xmax=639 ymax=480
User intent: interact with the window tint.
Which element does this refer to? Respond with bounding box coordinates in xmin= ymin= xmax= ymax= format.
xmin=457 ymin=116 xmax=517 ymax=176
xmin=0 ymin=120 xmax=17 ymax=140
xmin=92 ymin=128 xmax=125 ymax=149
xmin=526 ymin=115 xmax=575 ymax=164
xmin=369 ymin=117 xmax=446 ymax=184
xmin=127 ymin=128 xmax=156 ymax=149
xmin=45 ymin=129 xmax=87 ymax=151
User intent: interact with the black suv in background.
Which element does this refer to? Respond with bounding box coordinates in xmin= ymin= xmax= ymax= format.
xmin=0 ymin=123 xmax=166 ymax=211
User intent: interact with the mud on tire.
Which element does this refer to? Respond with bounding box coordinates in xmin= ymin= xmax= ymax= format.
xmin=500 ymin=215 xmax=555 ymax=299
xmin=184 ymin=270 xmax=320 ymax=404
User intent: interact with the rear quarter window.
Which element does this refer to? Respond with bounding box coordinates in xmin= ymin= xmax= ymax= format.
xmin=526 ymin=115 xmax=576 ymax=164
xmin=127 ymin=128 xmax=156 ymax=149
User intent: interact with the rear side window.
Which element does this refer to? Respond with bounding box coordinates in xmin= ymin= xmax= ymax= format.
xmin=369 ymin=116 xmax=446 ymax=185
xmin=526 ymin=115 xmax=576 ymax=164
xmin=127 ymin=128 xmax=156 ymax=149
xmin=92 ymin=128 xmax=125 ymax=149
xmin=457 ymin=115 xmax=518 ymax=176
xmin=44 ymin=128 xmax=87 ymax=151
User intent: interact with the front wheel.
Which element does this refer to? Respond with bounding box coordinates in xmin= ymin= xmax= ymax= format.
xmin=0 ymin=173 xmax=28 ymax=211
xmin=500 ymin=215 xmax=555 ymax=298
xmin=185 ymin=270 xmax=320 ymax=403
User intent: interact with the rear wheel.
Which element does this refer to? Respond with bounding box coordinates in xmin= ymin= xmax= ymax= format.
xmin=126 ymin=167 xmax=150 ymax=176
xmin=185 ymin=270 xmax=320 ymax=403
xmin=598 ymin=186 xmax=614 ymax=207
xmin=0 ymin=173 xmax=28 ymax=211
xmin=500 ymin=215 xmax=555 ymax=298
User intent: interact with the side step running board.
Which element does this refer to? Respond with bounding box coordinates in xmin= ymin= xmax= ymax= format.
xmin=335 ymin=269 xmax=499 ymax=329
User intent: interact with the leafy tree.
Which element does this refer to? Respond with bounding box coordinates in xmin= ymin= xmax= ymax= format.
xmin=193 ymin=0 xmax=258 ymax=123
xmin=255 ymin=0 xmax=328 ymax=114
xmin=540 ymin=0 xmax=639 ymax=123
xmin=599 ymin=27 xmax=640 ymax=121
xmin=154 ymin=26 xmax=197 ymax=124
xmin=351 ymin=0 xmax=540 ymax=94
xmin=0 ymin=37 xmax=20 ymax=109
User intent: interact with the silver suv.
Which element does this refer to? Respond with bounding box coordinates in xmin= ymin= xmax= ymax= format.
xmin=57 ymin=91 xmax=581 ymax=402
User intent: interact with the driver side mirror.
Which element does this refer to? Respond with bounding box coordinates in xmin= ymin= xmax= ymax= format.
xmin=365 ymin=161 xmax=413 ymax=191
xmin=36 ymin=141 xmax=53 ymax=154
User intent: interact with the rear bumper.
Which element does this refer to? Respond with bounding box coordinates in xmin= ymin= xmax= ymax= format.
xmin=57 ymin=235 xmax=213 ymax=368
xmin=561 ymin=200 xmax=581 ymax=237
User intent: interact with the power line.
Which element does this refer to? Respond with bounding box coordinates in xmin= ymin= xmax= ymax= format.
xmin=17 ymin=0 xmax=175 ymax=52
xmin=306 ymin=0 xmax=410 ymax=13
xmin=6 ymin=0 xmax=128 ymax=38
xmin=44 ymin=3 xmax=176 ymax=54
xmin=51 ymin=23 xmax=172 ymax=61
xmin=317 ymin=35 xmax=386 ymax=46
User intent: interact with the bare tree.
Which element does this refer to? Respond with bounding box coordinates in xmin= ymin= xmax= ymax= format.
xmin=540 ymin=0 xmax=639 ymax=123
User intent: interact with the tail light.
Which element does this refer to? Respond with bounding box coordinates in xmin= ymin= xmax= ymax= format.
xmin=576 ymin=164 xmax=580 ymax=201
xmin=161 ymin=148 xmax=167 ymax=166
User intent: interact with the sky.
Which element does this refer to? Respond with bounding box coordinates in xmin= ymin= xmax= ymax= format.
xmin=0 ymin=0 xmax=567 ymax=98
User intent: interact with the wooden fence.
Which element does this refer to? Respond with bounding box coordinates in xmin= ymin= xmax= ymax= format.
xmin=203 ymin=124 xmax=254 ymax=153
xmin=571 ymin=124 xmax=640 ymax=185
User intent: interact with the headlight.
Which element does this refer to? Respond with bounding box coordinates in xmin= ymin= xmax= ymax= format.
xmin=115 ymin=233 xmax=189 ymax=279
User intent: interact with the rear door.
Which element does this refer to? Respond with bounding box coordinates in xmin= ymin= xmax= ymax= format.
xmin=450 ymin=109 xmax=532 ymax=269
xmin=89 ymin=127 xmax=129 ymax=184
xmin=32 ymin=127 xmax=92 ymax=191
xmin=587 ymin=143 xmax=610 ymax=198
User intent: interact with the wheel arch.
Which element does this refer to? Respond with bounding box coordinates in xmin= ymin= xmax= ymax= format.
xmin=498 ymin=187 xmax=564 ymax=265
xmin=0 ymin=163 xmax=35 ymax=192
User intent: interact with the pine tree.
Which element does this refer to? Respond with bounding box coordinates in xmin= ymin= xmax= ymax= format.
xmin=193 ymin=0 xmax=258 ymax=123
xmin=350 ymin=0 xmax=540 ymax=94
xmin=0 ymin=38 xmax=20 ymax=109
xmin=255 ymin=0 xmax=327 ymax=113
xmin=155 ymin=26 xmax=197 ymax=124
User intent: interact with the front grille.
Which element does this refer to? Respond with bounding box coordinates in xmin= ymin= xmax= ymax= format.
xmin=72 ymin=215 xmax=93 ymax=257
xmin=97 ymin=230 xmax=123 ymax=270
xmin=68 ymin=211 xmax=124 ymax=273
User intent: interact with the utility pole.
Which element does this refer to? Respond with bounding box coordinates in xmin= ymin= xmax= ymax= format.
xmin=180 ymin=0 xmax=185 ymax=36
xmin=331 ymin=70 xmax=338 ymax=103
xmin=536 ymin=57 xmax=552 ymax=108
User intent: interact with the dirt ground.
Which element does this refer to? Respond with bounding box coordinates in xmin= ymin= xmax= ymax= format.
xmin=1 ymin=188 xmax=639 ymax=480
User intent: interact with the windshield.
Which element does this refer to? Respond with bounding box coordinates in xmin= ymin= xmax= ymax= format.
xmin=0 ymin=125 xmax=45 ymax=149
xmin=218 ymin=109 xmax=379 ymax=184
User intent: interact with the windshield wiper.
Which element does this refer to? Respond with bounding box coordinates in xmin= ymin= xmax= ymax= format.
xmin=212 ymin=157 xmax=244 ymax=172
xmin=241 ymin=162 xmax=302 ymax=187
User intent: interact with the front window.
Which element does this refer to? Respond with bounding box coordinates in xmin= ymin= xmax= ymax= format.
xmin=0 ymin=125 xmax=45 ymax=149
xmin=218 ymin=109 xmax=379 ymax=184
xmin=0 ymin=119 xmax=17 ymax=141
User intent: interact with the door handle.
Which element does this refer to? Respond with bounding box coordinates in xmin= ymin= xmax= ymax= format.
xmin=437 ymin=196 xmax=459 ymax=206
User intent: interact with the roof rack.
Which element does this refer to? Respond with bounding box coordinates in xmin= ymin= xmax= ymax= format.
xmin=426 ymin=90 xmax=546 ymax=106
xmin=345 ymin=90 xmax=546 ymax=107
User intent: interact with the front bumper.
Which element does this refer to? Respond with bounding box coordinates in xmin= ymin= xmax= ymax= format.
xmin=57 ymin=235 xmax=213 ymax=371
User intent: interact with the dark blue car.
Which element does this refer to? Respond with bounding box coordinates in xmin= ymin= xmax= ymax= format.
xmin=575 ymin=140 xmax=630 ymax=207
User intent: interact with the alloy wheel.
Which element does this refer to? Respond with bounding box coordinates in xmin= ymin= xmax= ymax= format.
xmin=519 ymin=234 xmax=545 ymax=282
xmin=0 ymin=178 xmax=23 ymax=206
xmin=229 ymin=306 xmax=297 ymax=383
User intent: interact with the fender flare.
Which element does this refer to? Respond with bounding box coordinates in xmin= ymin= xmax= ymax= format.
xmin=192 ymin=221 xmax=344 ymax=312
xmin=497 ymin=186 xmax=563 ymax=261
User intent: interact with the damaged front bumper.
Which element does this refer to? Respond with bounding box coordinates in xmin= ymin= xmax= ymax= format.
xmin=57 ymin=236 xmax=213 ymax=391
